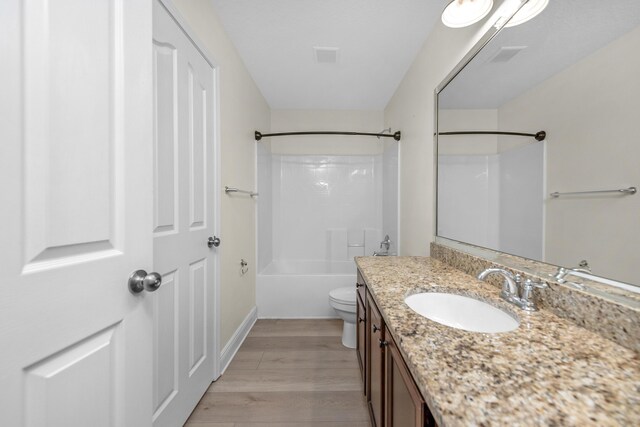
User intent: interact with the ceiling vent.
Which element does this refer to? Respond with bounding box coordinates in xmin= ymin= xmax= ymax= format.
xmin=488 ymin=46 xmax=527 ymax=63
xmin=314 ymin=47 xmax=339 ymax=64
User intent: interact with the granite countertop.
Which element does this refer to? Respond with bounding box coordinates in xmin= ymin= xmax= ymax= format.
xmin=355 ymin=256 xmax=640 ymax=427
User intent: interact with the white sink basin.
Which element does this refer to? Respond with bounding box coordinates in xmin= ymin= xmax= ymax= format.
xmin=404 ymin=292 xmax=519 ymax=333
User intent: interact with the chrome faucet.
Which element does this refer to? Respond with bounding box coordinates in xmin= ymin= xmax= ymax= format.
xmin=552 ymin=261 xmax=592 ymax=284
xmin=477 ymin=268 xmax=520 ymax=302
xmin=380 ymin=235 xmax=391 ymax=252
xmin=477 ymin=268 xmax=548 ymax=312
xmin=373 ymin=235 xmax=395 ymax=256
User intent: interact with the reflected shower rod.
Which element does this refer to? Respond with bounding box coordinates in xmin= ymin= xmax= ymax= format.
xmin=254 ymin=130 xmax=402 ymax=141
xmin=438 ymin=130 xmax=546 ymax=141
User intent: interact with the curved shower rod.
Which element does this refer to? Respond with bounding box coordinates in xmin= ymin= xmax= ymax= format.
xmin=254 ymin=130 xmax=402 ymax=141
xmin=438 ymin=130 xmax=546 ymax=141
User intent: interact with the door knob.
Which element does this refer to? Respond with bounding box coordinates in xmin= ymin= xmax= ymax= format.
xmin=128 ymin=270 xmax=162 ymax=294
xmin=207 ymin=236 xmax=221 ymax=248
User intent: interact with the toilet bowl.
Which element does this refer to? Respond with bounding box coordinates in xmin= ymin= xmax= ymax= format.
xmin=329 ymin=287 xmax=357 ymax=348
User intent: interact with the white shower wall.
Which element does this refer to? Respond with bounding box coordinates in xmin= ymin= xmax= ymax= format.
xmin=382 ymin=143 xmax=399 ymax=254
xmin=256 ymin=126 xmax=399 ymax=317
xmin=257 ymin=142 xmax=273 ymax=272
xmin=438 ymin=142 xmax=544 ymax=258
xmin=438 ymin=155 xmax=500 ymax=249
xmin=498 ymin=142 xmax=544 ymax=260
xmin=272 ymin=154 xmax=383 ymax=262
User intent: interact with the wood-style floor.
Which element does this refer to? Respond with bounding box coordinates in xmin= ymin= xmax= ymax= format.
xmin=184 ymin=319 xmax=370 ymax=427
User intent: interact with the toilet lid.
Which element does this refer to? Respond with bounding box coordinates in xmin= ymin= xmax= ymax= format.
xmin=329 ymin=287 xmax=356 ymax=304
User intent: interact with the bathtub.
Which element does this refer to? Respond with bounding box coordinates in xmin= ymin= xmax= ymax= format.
xmin=257 ymin=260 xmax=357 ymax=318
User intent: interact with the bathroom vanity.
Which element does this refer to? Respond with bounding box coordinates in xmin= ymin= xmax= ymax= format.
xmin=355 ymin=255 xmax=640 ymax=427
xmin=357 ymin=269 xmax=435 ymax=427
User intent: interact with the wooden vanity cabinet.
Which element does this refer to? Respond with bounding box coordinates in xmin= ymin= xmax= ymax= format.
xmin=385 ymin=325 xmax=437 ymax=427
xmin=356 ymin=291 xmax=366 ymax=390
xmin=367 ymin=291 xmax=385 ymax=427
xmin=356 ymin=270 xmax=366 ymax=302
xmin=356 ymin=271 xmax=367 ymax=387
xmin=359 ymin=268 xmax=437 ymax=427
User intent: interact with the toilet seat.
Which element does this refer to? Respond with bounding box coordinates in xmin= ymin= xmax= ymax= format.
xmin=329 ymin=287 xmax=356 ymax=313
xmin=328 ymin=286 xmax=357 ymax=348
xmin=329 ymin=287 xmax=356 ymax=304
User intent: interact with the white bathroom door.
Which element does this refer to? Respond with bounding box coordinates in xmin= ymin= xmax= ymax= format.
xmin=151 ymin=1 xmax=218 ymax=426
xmin=0 ymin=0 xmax=154 ymax=426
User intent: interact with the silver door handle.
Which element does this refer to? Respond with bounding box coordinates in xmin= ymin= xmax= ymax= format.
xmin=128 ymin=270 xmax=162 ymax=294
xmin=208 ymin=236 xmax=221 ymax=248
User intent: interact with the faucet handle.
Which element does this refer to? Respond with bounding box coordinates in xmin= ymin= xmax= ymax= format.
xmin=519 ymin=279 xmax=548 ymax=311
xmin=553 ymin=267 xmax=569 ymax=282
xmin=525 ymin=278 xmax=547 ymax=287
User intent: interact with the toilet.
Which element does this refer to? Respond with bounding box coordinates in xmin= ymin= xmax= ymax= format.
xmin=329 ymin=287 xmax=357 ymax=348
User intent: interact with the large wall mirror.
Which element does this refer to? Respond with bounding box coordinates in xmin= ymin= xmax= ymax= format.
xmin=435 ymin=0 xmax=640 ymax=290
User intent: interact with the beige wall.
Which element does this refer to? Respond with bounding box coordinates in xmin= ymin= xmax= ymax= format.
xmin=498 ymin=26 xmax=640 ymax=283
xmin=269 ymin=110 xmax=384 ymax=155
xmin=384 ymin=18 xmax=500 ymax=255
xmin=171 ymin=0 xmax=271 ymax=347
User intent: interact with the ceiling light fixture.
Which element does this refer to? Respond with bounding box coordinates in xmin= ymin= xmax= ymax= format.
xmin=441 ymin=0 xmax=494 ymax=29
xmin=504 ymin=0 xmax=549 ymax=27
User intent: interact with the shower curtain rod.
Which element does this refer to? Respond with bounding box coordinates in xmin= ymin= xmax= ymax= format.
xmin=438 ymin=130 xmax=546 ymax=141
xmin=254 ymin=130 xmax=402 ymax=141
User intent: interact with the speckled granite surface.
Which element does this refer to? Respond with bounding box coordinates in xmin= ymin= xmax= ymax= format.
xmin=355 ymin=256 xmax=640 ymax=427
xmin=431 ymin=242 xmax=640 ymax=352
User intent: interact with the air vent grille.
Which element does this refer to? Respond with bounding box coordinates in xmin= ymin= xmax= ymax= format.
xmin=488 ymin=46 xmax=527 ymax=63
xmin=314 ymin=47 xmax=339 ymax=64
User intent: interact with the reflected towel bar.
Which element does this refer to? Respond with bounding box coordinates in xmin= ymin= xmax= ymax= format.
xmin=225 ymin=186 xmax=258 ymax=197
xmin=550 ymin=187 xmax=636 ymax=198
xmin=438 ymin=130 xmax=546 ymax=141
xmin=254 ymin=130 xmax=401 ymax=141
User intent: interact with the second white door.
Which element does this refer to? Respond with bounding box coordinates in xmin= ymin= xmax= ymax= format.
xmin=152 ymin=2 xmax=219 ymax=426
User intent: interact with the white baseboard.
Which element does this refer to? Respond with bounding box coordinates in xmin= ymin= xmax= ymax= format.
xmin=219 ymin=306 xmax=257 ymax=375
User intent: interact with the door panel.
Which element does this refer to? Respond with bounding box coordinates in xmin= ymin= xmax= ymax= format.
xmin=153 ymin=271 xmax=179 ymax=413
xmin=152 ymin=1 xmax=217 ymax=426
xmin=188 ymin=67 xmax=207 ymax=229
xmin=23 ymin=0 xmax=120 ymax=270
xmin=24 ymin=325 xmax=120 ymax=427
xmin=153 ymin=42 xmax=179 ymax=235
xmin=189 ymin=259 xmax=207 ymax=374
xmin=0 ymin=0 xmax=153 ymax=425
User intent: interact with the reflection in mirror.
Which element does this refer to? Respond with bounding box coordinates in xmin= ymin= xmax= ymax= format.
xmin=436 ymin=0 xmax=640 ymax=287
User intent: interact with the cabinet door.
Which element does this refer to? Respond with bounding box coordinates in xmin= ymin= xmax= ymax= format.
xmin=385 ymin=327 xmax=437 ymax=427
xmin=356 ymin=292 xmax=366 ymax=391
xmin=367 ymin=294 xmax=385 ymax=427
xmin=357 ymin=269 xmax=366 ymax=303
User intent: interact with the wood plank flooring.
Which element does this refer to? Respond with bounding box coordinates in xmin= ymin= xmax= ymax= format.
xmin=185 ymin=319 xmax=370 ymax=427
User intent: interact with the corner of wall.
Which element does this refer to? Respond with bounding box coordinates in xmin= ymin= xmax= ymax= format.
xmin=383 ymin=17 xmax=501 ymax=256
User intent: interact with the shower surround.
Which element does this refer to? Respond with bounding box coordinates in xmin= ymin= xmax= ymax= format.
xmin=257 ymin=144 xmax=398 ymax=317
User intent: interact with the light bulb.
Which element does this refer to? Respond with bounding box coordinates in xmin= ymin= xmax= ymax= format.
xmin=504 ymin=0 xmax=549 ymax=27
xmin=441 ymin=0 xmax=494 ymax=28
